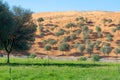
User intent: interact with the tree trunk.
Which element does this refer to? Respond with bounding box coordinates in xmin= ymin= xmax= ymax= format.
xmin=7 ymin=52 xmax=10 ymax=64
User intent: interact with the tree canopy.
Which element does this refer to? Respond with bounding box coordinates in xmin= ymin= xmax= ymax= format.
xmin=0 ymin=1 xmax=37 ymax=63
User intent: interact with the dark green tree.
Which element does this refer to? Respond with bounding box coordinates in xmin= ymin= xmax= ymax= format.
xmin=85 ymin=43 xmax=94 ymax=57
xmin=70 ymin=34 xmax=76 ymax=41
xmin=114 ymin=48 xmax=120 ymax=58
xmin=106 ymin=33 xmax=113 ymax=41
xmin=116 ymin=25 xmax=120 ymax=39
xmin=0 ymin=3 xmax=36 ymax=64
xmin=62 ymin=36 xmax=70 ymax=42
xmin=58 ymin=43 xmax=70 ymax=55
xmin=65 ymin=23 xmax=76 ymax=30
xmin=44 ymin=45 xmax=52 ymax=54
xmin=77 ymin=44 xmax=85 ymax=54
xmin=74 ymin=29 xmax=81 ymax=37
xmin=96 ymin=26 xmax=101 ymax=33
xmin=100 ymin=43 xmax=112 ymax=56
xmin=37 ymin=17 xmax=44 ymax=23
xmin=94 ymin=40 xmax=101 ymax=50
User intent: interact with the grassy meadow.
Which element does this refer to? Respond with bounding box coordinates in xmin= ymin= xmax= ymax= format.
xmin=0 ymin=58 xmax=120 ymax=80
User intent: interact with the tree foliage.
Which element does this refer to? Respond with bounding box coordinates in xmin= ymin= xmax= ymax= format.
xmin=59 ymin=43 xmax=70 ymax=52
xmin=100 ymin=43 xmax=112 ymax=55
xmin=114 ymin=48 xmax=120 ymax=55
xmin=0 ymin=1 xmax=36 ymax=63
xmin=77 ymin=44 xmax=85 ymax=53
xmin=44 ymin=45 xmax=52 ymax=51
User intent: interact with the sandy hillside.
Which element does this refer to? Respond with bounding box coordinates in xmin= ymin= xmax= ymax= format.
xmin=30 ymin=11 xmax=120 ymax=57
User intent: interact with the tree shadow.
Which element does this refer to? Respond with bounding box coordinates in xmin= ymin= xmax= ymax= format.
xmin=0 ymin=62 xmax=108 ymax=68
xmin=68 ymin=52 xmax=83 ymax=57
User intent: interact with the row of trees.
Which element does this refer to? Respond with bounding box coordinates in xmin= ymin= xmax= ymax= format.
xmin=0 ymin=1 xmax=36 ymax=63
xmin=43 ymin=41 xmax=120 ymax=58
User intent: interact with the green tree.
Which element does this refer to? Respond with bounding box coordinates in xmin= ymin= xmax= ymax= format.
xmin=74 ymin=42 xmax=80 ymax=51
xmin=77 ymin=44 xmax=85 ymax=54
xmin=65 ymin=23 xmax=76 ymax=30
xmin=91 ymin=54 xmax=100 ymax=62
xmin=0 ymin=3 xmax=36 ymax=64
xmin=0 ymin=1 xmax=15 ymax=63
xmin=95 ymin=40 xmax=101 ymax=50
xmin=107 ymin=19 xmax=112 ymax=24
xmin=74 ymin=29 xmax=81 ymax=37
xmin=82 ymin=26 xmax=88 ymax=33
xmin=112 ymin=28 xmax=116 ymax=33
xmin=39 ymin=25 xmax=44 ymax=32
xmin=49 ymin=39 xmax=57 ymax=46
xmin=106 ymin=36 xmax=113 ymax=42
xmin=40 ymin=32 xmax=44 ymax=37
xmin=85 ymin=43 xmax=94 ymax=57
xmin=103 ymin=18 xmax=108 ymax=26
xmin=97 ymin=32 xmax=103 ymax=38
xmin=116 ymin=25 xmax=120 ymax=39
xmin=70 ymin=34 xmax=76 ymax=41
xmin=96 ymin=26 xmax=101 ymax=32
xmin=65 ymin=31 xmax=70 ymax=35
xmin=44 ymin=45 xmax=52 ymax=54
xmin=58 ymin=43 xmax=70 ymax=55
xmin=62 ymin=36 xmax=70 ymax=42
xmin=114 ymin=48 xmax=120 ymax=58
xmin=106 ymin=33 xmax=113 ymax=42
xmin=44 ymin=45 xmax=51 ymax=62
xmin=83 ymin=34 xmax=90 ymax=40
xmin=37 ymin=17 xmax=44 ymax=23
xmin=100 ymin=43 xmax=112 ymax=56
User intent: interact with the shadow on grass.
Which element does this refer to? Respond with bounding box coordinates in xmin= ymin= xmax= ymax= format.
xmin=0 ymin=62 xmax=108 ymax=68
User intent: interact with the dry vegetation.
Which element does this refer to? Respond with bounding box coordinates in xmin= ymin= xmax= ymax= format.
xmin=30 ymin=11 xmax=120 ymax=57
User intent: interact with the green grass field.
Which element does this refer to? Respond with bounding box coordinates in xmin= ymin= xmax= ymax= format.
xmin=0 ymin=58 xmax=120 ymax=80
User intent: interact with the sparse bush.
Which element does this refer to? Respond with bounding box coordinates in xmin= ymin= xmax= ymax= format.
xmin=107 ymin=36 xmax=113 ymax=41
xmin=107 ymin=33 xmax=113 ymax=37
xmin=62 ymin=36 xmax=70 ymax=42
xmin=97 ymin=32 xmax=103 ymax=38
xmin=39 ymin=25 xmax=44 ymax=32
xmin=77 ymin=44 xmax=85 ymax=53
xmin=51 ymin=27 xmax=55 ymax=31
xmin=65 ymin=23 xmax=76 ymax=28
xmin=40 ymin=32 xmax=44 ymax=37
xmin=49 ymin=40 xmax=57 ymax=45
xmin=91 ymin=54 xmax=100 ymax=62
xmin=100 ymin=43 xmax=112 ymax=55
xmin=65 ymin=31 xmax=70 ymax=35
xmin=59 ymin=43 xmax=70 ymax=52
xmin=29 ymin=53 xmax=36 ymax=58
xmin=112 ymin=28 xmax=116 ymax=33
xmin=96 ymin=26 xmax=101 ymax=32
xmin=107 ymin=19 xmax=112 ymax=23
xmin=75 ymin=29 xmax=81 ymax=36
xmin=74 ymin=42 xmax=80 ymax=48
xmin=83 ymin=34 xmax=89 ymax=40
xmin=94 ymin=40 xmax=101 ymax=49
xmin=37 ymin=18 xmax=44 ymax=22
xmin=82 ymin=26 xmax=88 ymax=32
xmin=79 ymin=56 xmax=87 ymax=61
xmin=44 ymin=45 xmax=52 ymax=51
xmin=85 ymin=43 xmax=94 ymax=57
xmin=85 ymin=39 xmax=91 ymax=44
xmin=45 ymin=29 xmax=49 ymax=33
xmin=70 ymin=34 xmax=76 ymax=40
xmin=114 ymin=48 xmax=120 ymax=55
xmin=88 ymin=29 xmax=93 ymax=34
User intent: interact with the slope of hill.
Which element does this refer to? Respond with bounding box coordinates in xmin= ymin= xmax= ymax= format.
xmin=30 ymin=11 xmax=120 ymax=57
